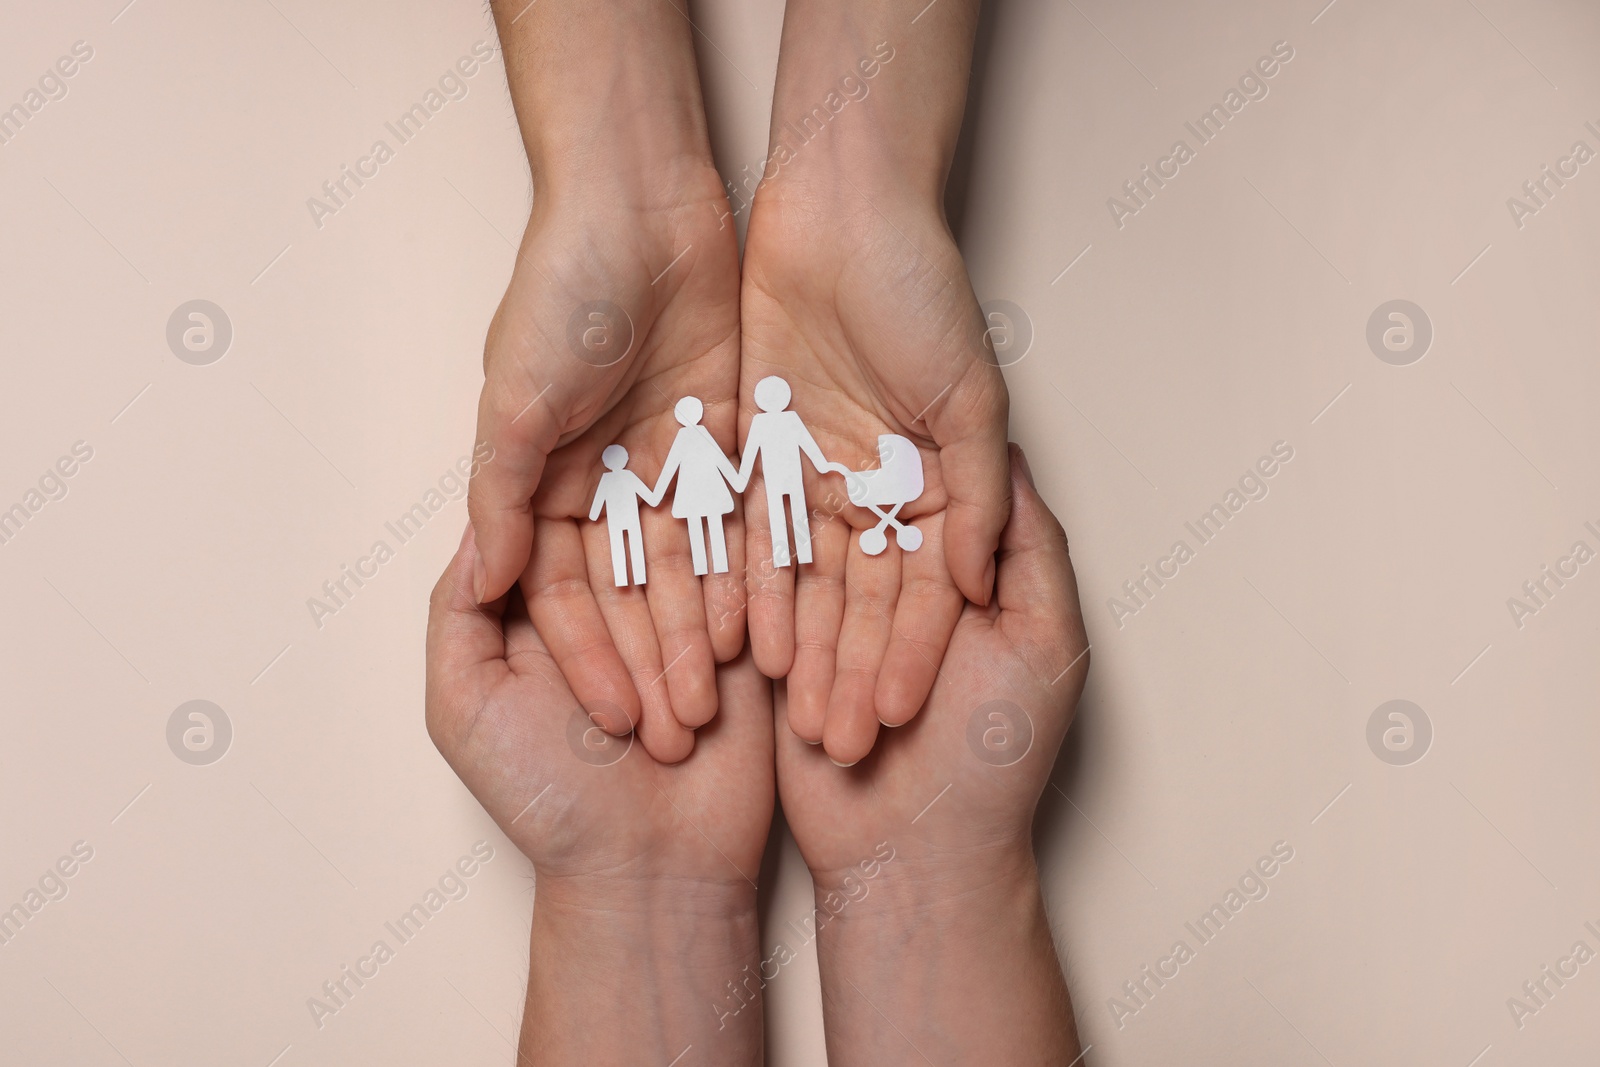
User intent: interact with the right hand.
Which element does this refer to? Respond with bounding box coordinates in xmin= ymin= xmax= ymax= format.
xmin=776 ymin=446 xmax=1088 ymax=886
xmin=771 ymin=448 xmax=1088 ymax=1063
xmin=426 ymin=525 xmax=775 ymax=1062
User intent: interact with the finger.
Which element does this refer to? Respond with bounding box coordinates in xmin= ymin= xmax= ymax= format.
xmin=582 ymin=520 xmax=695 ymax=764
xmin=744 ymin=473 xmax=797 ymax=678
xmin=501 ymin=580 xmax=558 ymax=682
xmin=700 ymin=396 xmax=748 ymax=664
xmin=822 ymin=541 xmax=900 ymax=766
xmin=787 ymin=514 xmax=850 ymax=744
xmin=929 ymin=364 xmax=1011 ymax=607
xmin=522 ymin=519 xmax=639 ymax=735
xmin=468 ymin=367 xmax=563 ymax=604
xmin=702 ymin=507 xmax=748 ymax=663
xmin=643 ymin=509 xmax=720 ymax=730
xmin=874 ymin=516 xmax=963 ymax=727
xmin=996 ymin=445 xmax=1087 ymax=690
xmin=425 ymin=524 xmax=511 ymax=748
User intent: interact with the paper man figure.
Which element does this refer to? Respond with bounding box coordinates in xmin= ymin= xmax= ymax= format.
xmin=652 ymin=397 xmax=742 ymax=576
xmin=590 ymin=444 xmax=661 ymax=587
xmin=736 ymin=376 xmax=829 ymax=568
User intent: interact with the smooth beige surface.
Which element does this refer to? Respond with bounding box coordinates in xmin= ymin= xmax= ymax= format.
xmin=3 ymin=1 xmax=1598 ymax=1064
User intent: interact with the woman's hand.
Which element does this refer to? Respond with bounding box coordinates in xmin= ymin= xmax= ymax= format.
xmin=469 ymin=0 xmax=745 ymax=762
xmin=426 ymin=524 xmax=774 ymax=1063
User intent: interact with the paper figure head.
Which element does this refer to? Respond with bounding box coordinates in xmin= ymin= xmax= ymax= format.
xmin=754 ymin=375 xmax=791 ymax=413
xmin=601 ymin=444 xmax=629 ymax=471
xmin=674 ymin=396 xmax=704 ymax=426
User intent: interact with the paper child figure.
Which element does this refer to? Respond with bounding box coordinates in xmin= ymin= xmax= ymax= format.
xmin=590 ymin=444 xmax=661 ymax=587
xmin=652 ymin=397 xmax=742 ymax=576
xmin=736 ymin=376 xmax=829 ymax=568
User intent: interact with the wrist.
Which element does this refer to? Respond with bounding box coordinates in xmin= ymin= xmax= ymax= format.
xmin=759 ymin=2 xmax=979 ymax=213
xmin=808 ymin=844 xmax=1079 ymax=1065
xmin=811 ymin=840 xmax=1039 ymax=942
xmin=525 ymin=874 xmax=764 ymax=1062
xmin=535 ymin=869 xmax=759 ymax=932
xmin=493 ymin=0 xmax=717 ymax=208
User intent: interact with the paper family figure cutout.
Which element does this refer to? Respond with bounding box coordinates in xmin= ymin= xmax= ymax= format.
xmin=589 ymin=375 xmax=925 ymax=587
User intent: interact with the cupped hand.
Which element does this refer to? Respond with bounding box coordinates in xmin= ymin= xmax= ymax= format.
xmin=775 ymin=447 xmax=1088 ymax=882
xmin=740 ymin=180 xmax=1012 ymax=765
xmin=426 ymin=523 xmax=772 ymax=894
xmin=470 ymin=166 xmax=745 ymax=763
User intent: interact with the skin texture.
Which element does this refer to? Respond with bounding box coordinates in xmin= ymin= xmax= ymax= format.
xmin=470 ymin=0 xmax=744 ymax=762
xmin=742 ymin=0 xmax=1013 ymax=766
xmin=426 ymin=525 xmax=773 ymax=1065
xmin=778 ymin=448 xmax=1090 ymax=1064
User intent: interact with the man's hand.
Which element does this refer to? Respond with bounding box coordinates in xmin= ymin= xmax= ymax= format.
xmin=469 ymin=0 xmax=744 ymax=761
xmin=741 ymin=181 xmax=1007 ymax=764
xmin=426 ymin=525 xmax=773 ymax=1063
xmin=740 ymin=0 xmax=1008 ymax=764
xmin=775 ymin=447 xmax=1089 ymax=1064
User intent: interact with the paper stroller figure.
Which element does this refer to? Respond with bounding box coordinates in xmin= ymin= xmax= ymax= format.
xmin=824 ymin=434 xmax=925 ymax=556
xmin=735 ymin=375 xmax=830 ymax=568
xmin=590 ymin=444 xmax=662 ymax=587
xmin=652 ymin=396 xmax=742 ymax=577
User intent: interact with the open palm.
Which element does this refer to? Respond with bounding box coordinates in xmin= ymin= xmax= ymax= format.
xmin=777 ymin=451 xmax=1087 ymax=881
xmin=426 ymin=525 xmax=772 ymax=891
xmin=472 ymin=171 xmax=745 ymax=763
xmin=740 ymin=184 xmax=1012 ymax=766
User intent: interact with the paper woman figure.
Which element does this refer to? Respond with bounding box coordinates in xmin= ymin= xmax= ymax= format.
xmin=652 ymin=397 xmax=742 ymax=576
xmin=735 ymin=376 xmax=830 ymax=568
xmin=589 ymin=444 xmax=662 ymax=587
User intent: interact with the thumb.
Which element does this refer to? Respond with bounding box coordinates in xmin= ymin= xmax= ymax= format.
xmin=466 ymin=376 xmax=561 ymax=603
xmin=994 ymin=445 xmax=1087 ymax=685
xmin=931 ymin=367 xmax=1011 ymax=606
xmin=426 ymin=523 xmax=512 ymax=750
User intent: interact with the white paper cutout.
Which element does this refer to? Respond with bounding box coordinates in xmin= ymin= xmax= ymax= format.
xmin=590 ymin=376 xmax=926 ymax=584
xmin=651 ymin=397 xmax=741 ymax=576
xmin=823 ymin=433 xmax=925 ymax=556
xmin=590 ymin=443 xmax=660 ymax=587
xmin=735 ymin=376 xmax=831 ymax=568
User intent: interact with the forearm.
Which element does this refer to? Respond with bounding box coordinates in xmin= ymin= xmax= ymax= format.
xmin=521 ymin=877 xmax=764 ymax=1064
xmin=765 ymin=0 xmax=982 ymax=206
xmin=813 ymin=848 xmax=1079 ymax=1065
xmin=490 ymin=0 xmax=717 ymax=205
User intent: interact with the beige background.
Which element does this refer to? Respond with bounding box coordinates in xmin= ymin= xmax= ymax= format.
xmin=3 ymin=0 xmax=1598 ymax=1064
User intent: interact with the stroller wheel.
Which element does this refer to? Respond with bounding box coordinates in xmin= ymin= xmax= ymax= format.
xmin=860 ymin=527 xmax=889 ymax=555
xmin=896 ymin=525 xmax=923 ymax=551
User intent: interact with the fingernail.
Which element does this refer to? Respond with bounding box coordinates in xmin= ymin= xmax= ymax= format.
xmin=829 ymin=757 xmax=858 ymax=768
xmin=803 ymin=738 xmax=822 ymax=746
xmin=472 ymin=554 xmax=487 ymax=603
xmin=981 ymin=557 xmax=996 ymax=604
